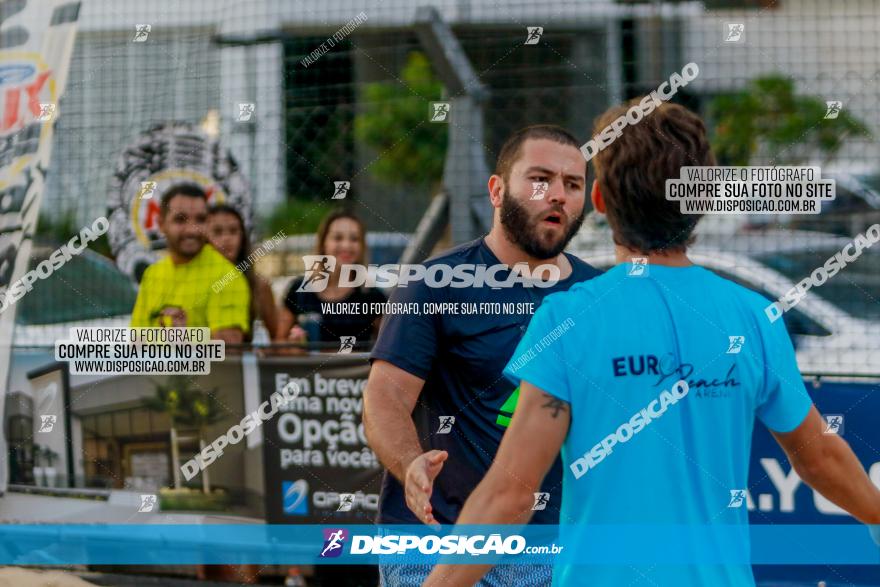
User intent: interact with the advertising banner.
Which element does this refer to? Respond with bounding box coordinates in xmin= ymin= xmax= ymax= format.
xmin=0 ymin=0 xmax=81 ymax=493
xmin=259 ymin=354 xmax=382 ymax=524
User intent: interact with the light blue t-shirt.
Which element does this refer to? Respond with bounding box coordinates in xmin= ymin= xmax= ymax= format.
xmin=503 ymin=262 xmax=812 ymax=587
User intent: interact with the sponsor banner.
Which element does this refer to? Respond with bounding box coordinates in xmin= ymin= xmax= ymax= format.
xmin=748 ymin=381 xmax=880 ymax=523
xmin=0 ymin=524 xmax=877 ymax=565
xmin=259 ymin=355 xmax=383 ymax=523
xmin=749 ymin=380 xmax=880 ymax=584
xmin=0 ymin=0 xmax=81 ymax=493
xmin=106 ymin=122 xmax=252 ymax=282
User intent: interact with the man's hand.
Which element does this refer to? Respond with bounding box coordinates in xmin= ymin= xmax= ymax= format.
xmin=158 ymin=306 xmax=187 ymax=327
xmin=212 ymin=327 xmax=243 ymax=345
xmin=287 ymin=325 xmax=308 ymax=344
xmin=404 ymin=449 xmax=447 ymax=527
xmin=423 ymin=382 xmax=570 ymax=587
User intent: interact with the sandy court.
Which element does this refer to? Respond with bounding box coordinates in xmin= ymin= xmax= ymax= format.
xmin=0 ymin=568 xmax=98 ymax=587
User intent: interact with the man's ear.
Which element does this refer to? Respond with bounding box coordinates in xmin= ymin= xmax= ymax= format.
xmin=488 ymin=175 xmax=504 ymax=208
xmin=591 ymin=180 xmax=605 ymax=214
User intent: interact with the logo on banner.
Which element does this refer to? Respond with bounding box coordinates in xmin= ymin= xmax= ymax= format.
xmin=283 ymin=479 xmax=309 ymax=515
xmin=313 ymin=491 xmax=380 ymax=513
xmin=337 ymin=493 xmax=354 ymax=512
xmin=0 ymin=63 xmax=54 ymax=136
xmin=38 ymin=103 xmax=56 ymax=122
xmin=138 ymin=181 xmax=157 ymax=200
xmin=0 ymin=59 xmax=56 ymax=216
xmin=0 ymin=0 xmax=81 ymax=496
xmin=106 ymin=123 xmax=252 ymax=282
xmin=320 ymin=529 xmax=348 ymax=558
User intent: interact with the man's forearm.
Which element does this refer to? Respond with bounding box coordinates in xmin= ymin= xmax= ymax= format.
xmin=364 ymin=401 xmax=423 ymax=483
xmin=796 ymin=435 xmax=880 ymax=524
xmin=212 ymin=328 xmax=243 ymax=345
xmin=423 ymin=477 xmax=535 ymax=587
xmin=457 ymin=476 xmax=535 ymax=525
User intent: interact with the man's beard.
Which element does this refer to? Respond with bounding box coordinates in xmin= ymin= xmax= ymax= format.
xmin=171 ymin=235 xmax=204 ymax=260
xmin=499 ymin=189 xmax=585 ymax=260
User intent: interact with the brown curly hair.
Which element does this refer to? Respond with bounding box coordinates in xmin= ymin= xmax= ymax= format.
xmin=591 ymin=100 xmax=715 ymax=254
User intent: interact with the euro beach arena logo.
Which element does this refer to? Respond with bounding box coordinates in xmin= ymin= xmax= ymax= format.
xmin=0 ymin=216 xmax=109 ymax=314
xmin=581 ymin=62 xmax=700 ymax=162
xmin=297 ymin=255 xmax=561 ymax=292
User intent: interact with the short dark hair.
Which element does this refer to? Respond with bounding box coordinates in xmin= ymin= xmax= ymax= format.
xmin=591 ymin=100 xmax=715 ymax=254
xmin=495 ymin=125 xmax=583 ymax=182
xmin=160 ymin=184 xmax=207 ymax=216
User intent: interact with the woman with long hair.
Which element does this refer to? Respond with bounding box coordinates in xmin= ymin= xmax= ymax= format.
xmin=276 ymin=209 xmax=386 ymax=352
xmin=207 ymin=204 xmax=278 ymax=340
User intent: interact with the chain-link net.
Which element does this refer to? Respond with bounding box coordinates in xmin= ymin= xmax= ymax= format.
xmin=4 ymin=0 xmax=880 ymax=583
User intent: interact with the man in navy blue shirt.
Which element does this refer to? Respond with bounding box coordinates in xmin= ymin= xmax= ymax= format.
xmin=363 ymin=125 xmax=601 ymax=586
xmin=424 ymin=102 xmax=880 ymax=587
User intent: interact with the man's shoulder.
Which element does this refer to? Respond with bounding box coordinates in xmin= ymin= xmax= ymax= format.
xmin=196 ymin=244 xmax=239 ymax=277
xmin=140 ymin=255 xmax=172 ymax=282
xmin=697 ymin=266 xmax=774 ymax=311
xmin=565 ymin=263 xmax=622 ymax=295
xmin=564 ymin=252 xmax=602 ymax=280
xmin=421 ymin=238 xmax=485 ymax=267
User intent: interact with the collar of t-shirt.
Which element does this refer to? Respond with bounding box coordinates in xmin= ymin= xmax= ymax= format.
xmin=478 ymin=237 xmax=580 ymax=287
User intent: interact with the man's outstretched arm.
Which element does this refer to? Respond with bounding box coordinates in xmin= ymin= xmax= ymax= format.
xmin=363 ymin=360 xmax=451 ymax=525
xmin=773 ymin=405 xmax=880 ymax=524
xmin=422 ymin=381 xmax=570 ymax=587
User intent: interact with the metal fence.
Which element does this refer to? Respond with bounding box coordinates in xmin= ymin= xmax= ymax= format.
xmin=20 ymin=1 xmax=875 ymax=368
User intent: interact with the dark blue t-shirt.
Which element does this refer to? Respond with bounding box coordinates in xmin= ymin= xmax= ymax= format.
xmin=369 ymin=238 xmax=601 ymax=524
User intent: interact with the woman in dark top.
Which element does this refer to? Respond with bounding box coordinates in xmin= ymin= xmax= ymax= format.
xmin=276 ymin=209 xmax=386 ymax=352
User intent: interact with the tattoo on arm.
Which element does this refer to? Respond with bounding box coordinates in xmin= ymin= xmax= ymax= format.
xmin=541 ymin=393 xmax=569 ymax=418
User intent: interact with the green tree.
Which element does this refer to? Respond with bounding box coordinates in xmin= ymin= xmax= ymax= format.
xmin=709 ymin=75 xmax=870 ymax=166
xmin=36 ymin=210 xmax=112 ymax=257
xmin=354 ymin=51 xmax=448 ymax=186
xmin=143 ymin=377 xmax=194 ymax=489
xmin=178 ymin=387 xmax=225 ymax=494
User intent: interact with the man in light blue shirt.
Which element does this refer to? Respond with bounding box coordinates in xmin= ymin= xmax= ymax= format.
xmin=424 ymin=101 xmax=880 ymax=586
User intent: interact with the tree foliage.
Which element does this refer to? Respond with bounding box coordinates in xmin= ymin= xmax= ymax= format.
xmin=709 ymin=75 xmax=870 ymax=166
xmin=354 ymin=51 xmax=448 ymax=186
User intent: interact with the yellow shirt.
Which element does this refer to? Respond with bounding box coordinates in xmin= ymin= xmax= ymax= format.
xmin=131 ymin=244 xmax=250 ymax=333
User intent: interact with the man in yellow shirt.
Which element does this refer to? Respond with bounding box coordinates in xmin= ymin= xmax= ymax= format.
xmin=131 ymin=184 xmax=250 ymax=343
